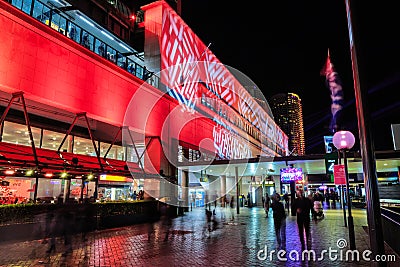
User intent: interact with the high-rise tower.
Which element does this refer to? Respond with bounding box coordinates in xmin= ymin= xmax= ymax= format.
xmin=270 ymin=93 xmax=305 ymax=156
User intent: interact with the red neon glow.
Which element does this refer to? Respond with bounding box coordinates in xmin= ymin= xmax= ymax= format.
xmin=0 ymin=4 xmax=142 ymax=127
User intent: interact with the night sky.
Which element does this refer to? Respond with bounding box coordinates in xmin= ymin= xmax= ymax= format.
xmin=180 ymin=0 xmax=400 ymax=154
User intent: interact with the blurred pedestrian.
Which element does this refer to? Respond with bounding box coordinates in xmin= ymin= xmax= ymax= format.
xmin=283 ymin=192 xmax=290 ymax=213
xmin=229 ymin=195 xmax=235 ymax=220
xmin=160 ymin=204 xmax=173 ymax=241
xmin=205 ymin=208 xmax=218 ymax=232
xmin=264 ymin=193 xmax=271 ymax=218
xmin=60 ymin=205 xmax=74 ymax=256
xmin=292 ymin=189 xmax=313 ymax=250
xmin=79 ymin=200 xmax=94 ymax=242
xmin=271 ymin=193 xmax=286 ymax=250
xmin=41 ymin=206 xmax=54 ymax=244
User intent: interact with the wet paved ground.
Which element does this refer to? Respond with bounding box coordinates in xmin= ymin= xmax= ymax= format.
xmin=0 ymin=204 xmax=398 ymax=267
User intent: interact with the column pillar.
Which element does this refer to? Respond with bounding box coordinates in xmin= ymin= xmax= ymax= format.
xmin=181 ymin=169 xmax=189 ymax=212
xmin=235 ymin=167 xmax=239 ymax=214
xmin=67 ymin=135 xmax=73 ymax=152
xmin=290 ymin=181 xmax=296 ymax=216
xmin=220 ymin=174 xmax=226 ymax=207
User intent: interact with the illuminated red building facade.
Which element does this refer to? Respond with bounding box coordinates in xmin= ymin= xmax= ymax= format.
xmin=0 ymin=0 xmax=288 ymax=204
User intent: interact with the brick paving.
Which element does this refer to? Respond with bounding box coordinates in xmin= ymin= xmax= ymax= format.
xmin=0 ymin=204 xmax=398 ymax=267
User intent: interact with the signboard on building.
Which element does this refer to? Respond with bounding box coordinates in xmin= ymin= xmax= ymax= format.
xmin=325 ymin=152 xmax=338 ymax=175
xmin=324 ymin=136 xmax=334 ymax=153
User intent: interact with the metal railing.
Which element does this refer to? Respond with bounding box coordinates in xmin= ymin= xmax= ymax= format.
xmin=381 ymin=206 xmax=400 ymax=256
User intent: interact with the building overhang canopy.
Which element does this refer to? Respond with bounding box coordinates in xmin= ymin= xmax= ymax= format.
xmin=0 ymin=142 xmax=140 ymax=177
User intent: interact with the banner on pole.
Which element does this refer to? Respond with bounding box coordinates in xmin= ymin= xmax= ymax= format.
xmin=333 ymin=164 xmax=346 ymax=185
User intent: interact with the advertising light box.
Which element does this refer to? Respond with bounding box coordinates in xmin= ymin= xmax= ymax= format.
xmin=280 ymin=167 xmax=303 ymax=182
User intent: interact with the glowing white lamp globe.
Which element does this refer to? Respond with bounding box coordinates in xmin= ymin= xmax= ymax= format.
xmin=332 ymin=130 xmax=355 ymax=150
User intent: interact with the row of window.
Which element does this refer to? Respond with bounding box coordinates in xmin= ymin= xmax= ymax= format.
xmin=0 ymin=121 xmax=140 ymax=162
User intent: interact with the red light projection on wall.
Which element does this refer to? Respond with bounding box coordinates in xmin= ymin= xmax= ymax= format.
xmin=143 ymin=2 xmax=289 ymax=157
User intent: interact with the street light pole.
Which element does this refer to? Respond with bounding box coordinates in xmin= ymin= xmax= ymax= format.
xmin=342 ymin=149 xmax=356 ymax=249
xmin=333 ymin=130 xmax=356 ymax=250
xmin=338 ymin=151 xmax=347 ymax=227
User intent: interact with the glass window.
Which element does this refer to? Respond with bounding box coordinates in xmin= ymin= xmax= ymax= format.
xmin=2 ymin=121 xmax=41 ymax=147
xmin=58 ymin=15 xmax=67 ymax=35
xmin=21 ymin=0 xmax=32 ymax=15
xmin=40 ymin=4 xmax=51 ymax=24
xmin=32 ymin=0 xmax=45 ymax=22
xmin=106 ymin=46 xmax=117 ymax=63
xmin=95 ymin=39 xmax=106 ymax=58
xmin=67 ymin=22 xmax=80 ymax=43
xmin=127 ymin=59 xmax=136 ymax=74
xmin=41 ymin=130 xmax=69 ymax=151
xmin=81 ymin=31 xmax=93 ymax=50
xmin=13 ymin=0 xmax=23 ymax=10
xmin=74 ymin=136 xmax=97 ymax=156
xmin=126 ymin=144 xmax=144 ymax=164
xmin=136 ymin=65 xmax=144 ymax=79
xmin=50 ymin=12 xmax=61 ymax=31
xmin=100 ymin=143 xmax=125 ymax=160
xmin=116 ymin=52 xmax=127 ymax=69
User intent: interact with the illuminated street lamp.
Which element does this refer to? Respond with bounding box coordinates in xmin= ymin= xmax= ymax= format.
xmin=333 ymin=130 xmax=356 ymax=250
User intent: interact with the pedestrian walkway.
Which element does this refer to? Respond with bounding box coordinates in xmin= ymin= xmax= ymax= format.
xmin=0 ymin=205 xmax=398 ymax=266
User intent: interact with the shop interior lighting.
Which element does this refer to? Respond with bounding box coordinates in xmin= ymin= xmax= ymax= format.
xmin=45 ymin=173 xmax=53 ymax=177
xmin=5 ymin=170 xmax=15 ymax=175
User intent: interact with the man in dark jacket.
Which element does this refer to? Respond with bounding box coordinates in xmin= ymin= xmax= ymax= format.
xmin=271 ymin=193 xmax=286 ymax=250
xmin=291 ymin=189 xmax=312 ymax=250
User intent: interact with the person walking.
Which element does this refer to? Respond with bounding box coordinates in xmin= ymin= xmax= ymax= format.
xmin=283 ymin=192 xmax=290 ymax=213
xmin=160 ymin=204 xmax=173 ymax=241
xmin=270 ymin=193 xmax=286 ymax=250
xmin=229 ymin=195 xmax=235 ymax=221
xmin=264 ymin=193 xmax=271 ymax=218
xmin=291 ymin=189 xmax=313 ymax=250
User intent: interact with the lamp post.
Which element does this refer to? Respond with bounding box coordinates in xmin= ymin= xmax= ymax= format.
xmin=333 ymin=130 xmax=356 ymax=250
xmin=337 ymin=152 xmax=347 ymax=227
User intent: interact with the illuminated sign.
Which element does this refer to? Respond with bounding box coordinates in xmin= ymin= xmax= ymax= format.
xmin=100 ymin=175 xmax=132 ymax=182
xmin=324 ymin=136 xmax=334 ymax=153
xmin=280 ymin=168 xmax=303 ymax=182
xmin=325 ymin=152 xmax=338 ymax=174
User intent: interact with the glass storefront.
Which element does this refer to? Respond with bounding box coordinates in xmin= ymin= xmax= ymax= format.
xmin=0 ymin=176 xmax=99 ymax=204
xmin=189 ymin=188 xmax=205 ymax=208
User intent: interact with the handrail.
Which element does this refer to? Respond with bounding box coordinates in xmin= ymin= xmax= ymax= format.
xmin=381 ymin=206 xmax=400 ymax=226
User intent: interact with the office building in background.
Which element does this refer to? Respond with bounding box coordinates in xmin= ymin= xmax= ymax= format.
xmin=269 ymin=93 xmax=305 ymax=156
